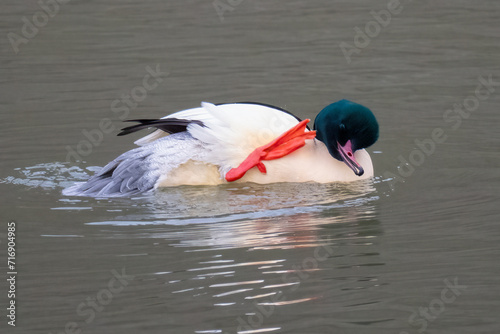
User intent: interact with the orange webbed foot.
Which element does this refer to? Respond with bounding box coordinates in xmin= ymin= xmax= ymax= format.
xmin=225 ymin=119 xmax=316 ymax=182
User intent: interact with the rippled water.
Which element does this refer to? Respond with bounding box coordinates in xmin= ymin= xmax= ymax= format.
xmin=1 ymin=0 xmax=500 ymax=333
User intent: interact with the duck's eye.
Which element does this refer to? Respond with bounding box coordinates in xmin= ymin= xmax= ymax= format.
xmin=339 ymin=123 xmax=347 ymax=137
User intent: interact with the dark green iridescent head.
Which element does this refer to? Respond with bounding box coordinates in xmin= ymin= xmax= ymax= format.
xmin=313 ymin=99 xmax=379 ymax=175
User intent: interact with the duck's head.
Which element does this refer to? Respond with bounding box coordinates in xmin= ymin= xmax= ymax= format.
xmin=313 ymin=99 xmax=379 ymax=176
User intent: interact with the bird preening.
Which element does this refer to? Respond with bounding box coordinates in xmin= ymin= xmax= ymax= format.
xmin=63 ymin=99 xmax=379 ymax=197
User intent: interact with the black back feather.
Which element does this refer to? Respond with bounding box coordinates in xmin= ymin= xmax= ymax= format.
xmin=118 ymin=118 xmax=204 ymax=136
xmin=118 ymin=102 xmax=307 ymax=137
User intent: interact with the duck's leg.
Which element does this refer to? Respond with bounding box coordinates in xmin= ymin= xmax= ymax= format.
xmin=225 ymin=119 xmax=316 ymax=182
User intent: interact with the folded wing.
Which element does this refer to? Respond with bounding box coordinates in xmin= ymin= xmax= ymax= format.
xmin=63 ymin=102 xmax=305 ymax=196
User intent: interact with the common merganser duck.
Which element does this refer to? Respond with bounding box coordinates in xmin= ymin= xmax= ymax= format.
xmin=63 ymin=99 xmax=379 ymax=197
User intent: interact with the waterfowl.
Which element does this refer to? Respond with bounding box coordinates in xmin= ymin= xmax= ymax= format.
xmin=63 ymin=99 xmax=379 ymax=197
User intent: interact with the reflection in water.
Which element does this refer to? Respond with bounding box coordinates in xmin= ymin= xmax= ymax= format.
xmin=171 ymin=215 xmax=380 ymax=334
xmin=92 ymin=180 xmax=378 ymax=220
xmin=92 ymin=209 xmax=381 ymax=251
xmin=87 ymin=198 xmax=383 ymax=334
xmin=5 ymin=162 xmax=385 ymax=333
xmin=84 ymin=179 xmax=380 ymax=249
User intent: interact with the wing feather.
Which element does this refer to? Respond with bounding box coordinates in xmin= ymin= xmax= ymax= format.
xmin=118 ymin=118 xmax=204 ymax=136
xmin=63 ymin=132 xmax=202 ymax=197
xmin=63 ymin=102 xmax=309 ymax=196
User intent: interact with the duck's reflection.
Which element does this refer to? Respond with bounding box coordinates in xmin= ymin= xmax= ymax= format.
xmin=86 ymin=181 xmax=384 ymax=334
xmin=90 ymin=180 xmax=381 ymax=250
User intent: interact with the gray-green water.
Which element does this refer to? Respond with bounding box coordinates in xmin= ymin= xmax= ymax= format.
xmin=1 ymin=1 xmax=500 ymax=333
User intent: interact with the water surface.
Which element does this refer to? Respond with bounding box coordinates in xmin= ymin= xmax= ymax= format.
xmin=1 ymin=1 xmax=500 ymax=333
